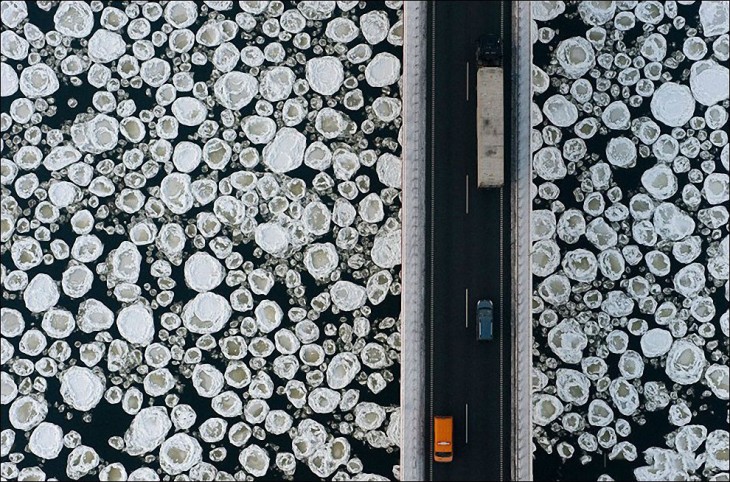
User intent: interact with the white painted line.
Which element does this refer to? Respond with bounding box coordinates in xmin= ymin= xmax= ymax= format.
xmin=429 ymin=6 xmax=437 ymax=481
xmin=500 ymin=0 xmax=505 ymax=41
xmin=465 ymin=403 xmax=469 ymax=444
xmin=465 ymin=288 xmax=469 ymax=328
xmin=499 ymin=187 xmax=505 ymax=480
xmin=465 ymin=175 xmax=470 ymax=214
xmin=466 ymin=62 xmax=470 ymax=101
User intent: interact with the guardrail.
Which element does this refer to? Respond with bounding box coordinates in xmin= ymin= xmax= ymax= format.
xmin=401 ymin=2 xmax=428 ymax=481
xmin=511 ymin=2 xmax=534 ymax=481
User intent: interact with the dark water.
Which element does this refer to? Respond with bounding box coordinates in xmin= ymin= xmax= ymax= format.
xmin=1 ymin=1 xmax=402 ymax=480
xmin=532 ymin=2 xmax=729 ymax=481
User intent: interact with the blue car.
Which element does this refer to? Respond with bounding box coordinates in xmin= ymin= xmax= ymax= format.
xmin=477 ymin=299 xmax=494 ymax=341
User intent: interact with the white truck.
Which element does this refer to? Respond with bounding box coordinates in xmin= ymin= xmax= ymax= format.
xmin=476 ymin=35 xmax=504 ymax=189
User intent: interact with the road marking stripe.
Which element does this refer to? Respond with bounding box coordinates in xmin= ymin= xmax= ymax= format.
xmin=466 ymin=62 xmax=470 ymax=101
xmin=429 ymin=5 xmax=436 ymax=481
xmin=498 ymin=7 xmax=505 ymax=480
xmin=500 ymin=0 xmax=505 ymax=40
xmin=499 ymin=186 xmax=505 ymax=481
xmin=465 ymin=174 xmax=469 ymax=214
xmin=465 ymin=403 xmax=469 ymax=445
xmin=465 ymin=288 xmax=469 ymax=328
xmin=499 ymin=4 xmax=505 ymax=479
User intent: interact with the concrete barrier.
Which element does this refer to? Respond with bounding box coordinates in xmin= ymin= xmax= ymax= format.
xmin=511 ymin=2 xmax=534 ymax=481
xmin=401 ymin=2 xmax=427 ymax=481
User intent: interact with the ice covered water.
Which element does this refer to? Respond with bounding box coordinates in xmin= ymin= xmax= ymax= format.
xmin=239 ymin=444 xmax=270 ymax=477
xmin=28 ymin=422 xmax=63 ymax=460
xmin=376 ymin=153 xmax=402 ymax=188
xmin=171 ymin=97 xmax=208 ymax=126
xmin=182 ymin=292 xmax=232 ymax=334
xmin=641 ymin=164 xmax=678 ymax=200
xmin=214 ymin=71 xmax=258 ymax=110
xmin=606 ymin=137 xmax=637 ymax=168
xmin=360 ymin=10 xmax=390 ymax=45
xmin=699 ymin=2 xmax=730 ymax=37
xmin=372 ymin=229 xmax=402 ymax=269
xmin=53 ymin=1 xmax=93 ymax=38
xmin=116 ymin=302 xmax=155 ymax=346
xmin=2 ymin=1 xmax=401 ymax=479
xmin=304 ymin=243 xmax=339 ymax=280
xmin=533 ymin=394 xmax=565 ymax=426
xmin=260 ymin=66 xmax=295 ymax=102
xmin=547 ymin=319 xmax=587 ymax=364
xmin=665 ymin=340 xmax=707 ymax=385
xmin=562 ymin=249 xmax=597 ymax=283
xmin=532 ymin=2 xmax=566 ymax=22
xmin=543 ymin=95 xmax=578 ymax=127
xmin=651 ymin=83 xmax=696 ymax=127
xmin=306 ymin=56 xmax=345 ymax=96
xmin=704 ymin=365 xmax=729 ymax=400
xmin=24 ymin=274 xmax=60 ymax=314
xmin=158 ymin=433 xmax=202 ymax=476
xmin=532 ymin=1 xmax=728 ymax=478
xmin=19 ymin=64 xmax=58 ymax=99
xmin=262 ymin=127 xmax=306 ymax=173
xmin=653 ymin=203 xmax=695 ymax=241
xmin=184 ymin=252 xmax=224 ymax=292
xmin=87 ymin=29 xmax=126 ymax=64
xmin=365 ymin=52 xmax=401 ymax=87
xmin=327 ymin=352 xmax=361 ymax=389
xmin=556 ymin=36 xmax=596 ymax=79
xmin=690 ymin=60 xmax=729 ymax=106
xmin=601 ymin=101 xmax=631 ymax=130
xmin=124 ymin=407 xmax=171 ymax=456
xmin=254 ymin=222 xmax=290 ymax=257
xmin=60 ymin=367 xmax=105 ymax=412
xmin=330 ymin=280 xmax=367 ymax=312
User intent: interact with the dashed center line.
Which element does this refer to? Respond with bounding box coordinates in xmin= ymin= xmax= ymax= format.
xmin=465 ymin=288 xmax=469 ymax=328
xmin=465 ymin=175 xmax=470 ymax=214
xmin=465 ymin=403 xmax=470 ymax=445
xmin=466 ymin=62 xmax=470 ymax=101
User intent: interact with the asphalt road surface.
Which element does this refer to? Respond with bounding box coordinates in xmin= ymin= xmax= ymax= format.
xmin=425 ymin=2 xmax=512 ymax=481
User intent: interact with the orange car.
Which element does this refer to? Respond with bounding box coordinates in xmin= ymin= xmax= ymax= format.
xmin=434 ymin=415 xmax=453 ymax=462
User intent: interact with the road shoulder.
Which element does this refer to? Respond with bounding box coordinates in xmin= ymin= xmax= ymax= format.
xmin=511 ymin=2 xmax=534 ymax=481
xmin=401 ymin=2 xmax=428 ymax=480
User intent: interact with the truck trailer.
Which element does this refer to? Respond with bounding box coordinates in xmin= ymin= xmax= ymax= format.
xmin=475 ymin=35 xmax=504 ymax=189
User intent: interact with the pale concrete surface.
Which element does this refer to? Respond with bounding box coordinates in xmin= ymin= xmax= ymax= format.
xmin=511 ymin=2 xmax=534 ymax=481
xmin=401 ymin=2 xmax=427 ymax=481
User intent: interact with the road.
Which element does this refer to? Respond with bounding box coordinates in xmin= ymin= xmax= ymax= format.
xmin=425 ymin=2 xmax=512 ymax=481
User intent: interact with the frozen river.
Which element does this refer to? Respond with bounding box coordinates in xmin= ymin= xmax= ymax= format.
xmin=530 ymin=1 xmax=729 ymax=481
xmin=1 ymin=1 xmax=404 ymax=480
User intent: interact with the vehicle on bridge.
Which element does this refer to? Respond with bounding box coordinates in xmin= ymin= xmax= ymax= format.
xmin=475 ymin=34 xmax=504 ymax=189
xmin=477 ymin=299 xmax=494 ymax=341
xmin=433 ymin=415 xmax=454 ymax=463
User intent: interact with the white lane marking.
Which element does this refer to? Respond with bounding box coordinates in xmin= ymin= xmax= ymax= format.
xmin=499 ymin=186 xmax=505 ymax=480
xmin=500 ymin=0 xmax=505 ymax=41
xmin=466 ymin=62 xmax=470 ymax=101
xmin=465 ymin=403 xmax=469 ymax=445
xmin=498 ymin=5 xmax=505 ymax=481
xmin=465 ymin=288 xmax=469 ymax=328
xmin=429 ymin=5 xmax=436 ymax=481
xmin=465 ymin=175 xmax=470 ymax=214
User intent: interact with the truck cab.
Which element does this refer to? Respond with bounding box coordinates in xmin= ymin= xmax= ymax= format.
xmin=476 ymin=34 xmax=503 ymax=67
